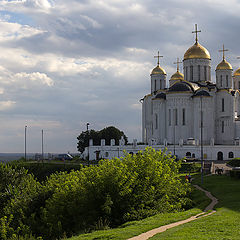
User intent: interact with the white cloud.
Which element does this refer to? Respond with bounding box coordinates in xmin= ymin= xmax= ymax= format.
xmin=14 ymin=72 xmax=54 ymax=87
xmin=0 ymin=100 xmax=16 ymax=110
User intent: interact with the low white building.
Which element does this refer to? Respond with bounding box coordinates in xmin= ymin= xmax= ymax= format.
xmin=85 ymin=25 xmax=240 ymax=161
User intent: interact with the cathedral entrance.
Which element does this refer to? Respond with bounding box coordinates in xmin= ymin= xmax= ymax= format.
xmin=217 ymin=151 xmax=223 ymax=160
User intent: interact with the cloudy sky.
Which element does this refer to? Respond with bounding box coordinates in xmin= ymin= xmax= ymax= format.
xmin=0 ymin=0 xmax=240 ymax=153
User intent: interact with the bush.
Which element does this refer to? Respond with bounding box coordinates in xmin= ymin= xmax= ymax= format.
xmin=0 ymin=148 xmax=192 ymax=240
xmin=227 ymin=158 xmax=240 ymax=167
xmin=179 ymin=163 xmax=201 ymax=173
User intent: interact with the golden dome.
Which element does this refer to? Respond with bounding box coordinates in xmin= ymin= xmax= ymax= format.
xmin=216 ymin=59 xmax=232 ymax=70
xmin=170 ymin=70 xmax=184 ymax=81
xmin=234 ymin=68 xmax=240 ymax=76
xmin=151 ymin=65 xmax=166 ymax=75
xmin=184 ymin=41 xmax=210 ymax=60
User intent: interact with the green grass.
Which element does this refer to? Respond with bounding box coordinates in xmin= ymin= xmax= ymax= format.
xmin=150 ymin=175 xmax=240 ymax=239
xmin=67 ymin=180 xmax=210 ymax=240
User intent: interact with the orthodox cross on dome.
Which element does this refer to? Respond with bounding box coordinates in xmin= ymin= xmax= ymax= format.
xmin=192 ymin=24 xmax=201 ymax=43
xmin=154 ymin=51 xmax=163 ymax=66
xmin=219 ymin=44 xmax=228 ymax=60
xmin=174 ymin=57 xmax=182 ymax=71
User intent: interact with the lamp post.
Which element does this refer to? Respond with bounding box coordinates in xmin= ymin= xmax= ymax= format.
xmin=87 ymin=123 xmax=90 ymax=166
xmin=42 ymin=129 xmax=44 ymax=163
xmin=200 ymin=96 xmax=204 ymax=185
xmin=24 ymin=126 xmax=27 ymax=160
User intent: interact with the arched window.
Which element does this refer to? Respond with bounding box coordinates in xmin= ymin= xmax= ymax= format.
xmin=169 ymin=109 xmax=171 ymax=126
xmin=217 ymin=151 xmax=223 ymax=160
xmin=186 ymin=152 xmax=191 ymax=157
xmin=222 ymin=98 xmax=224 ymax=112
xmin=192 ymin=153 xmax=195 ymax=158
xmin=204 ymin=66 xmax=207 ymax=81
xmin=220 ymin=75 xmax=223 ymax=87
xmin=186 ymin=67 xmax=188 ymax=81
xmin=105 ymin=152 xmax=109 ymax=158
xmin=226 ymin=75 xmax=229 ymax=87
xmin=154 ymin=79 xmax=157 ymax=91
xmin=190 ymin=66 xmax=193 ymax=81
xmin=182 ymin=108 xmax=186 ymax=125
xmin=228 ymin=152 xmax=234 ymax=158
xmin=198 ymin=65 xmax=200 ymax=81
xmin=155 ymin=114 xmax=158 ymax=129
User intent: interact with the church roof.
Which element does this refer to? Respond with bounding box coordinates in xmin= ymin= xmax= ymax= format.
xmin=155 ymin=92 xmax=166 ymax=100
xmin=216 ymin=59 xmax=232 ymax=70
xmin=168 ymin=81 xmax=193 ymax=92
xmin=170 ymin=70 xmax=184 ymax=81
xmin=234 ymin=68 xmax=240 ymax=76
xmin=184 ymin=41 xmax=210 ymax=60
xmin=151 ymin=65 xmax=166 ymax=75
xmin=193 ymin=90 xmax=210 ymax=97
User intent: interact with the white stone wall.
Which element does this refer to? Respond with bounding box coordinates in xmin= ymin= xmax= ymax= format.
xmin=151 ymin=74 xmax=166 ymax=93
xmin=216 ymin=69 xmax=233 ymax=89
xmin=86 ymin=143 xmax=240 ymax=161
xmin=183 ymin=59 xmax=211 ymax=82
xmin=152 ymin=98 xmax=166 ymax=144
xmin=192 ymin=95 xmax=215 ymax=144
xmin=215 ymin=90 xmax=235 ymax=144
xmin=233 ymin=75 xmax=240 ymax=90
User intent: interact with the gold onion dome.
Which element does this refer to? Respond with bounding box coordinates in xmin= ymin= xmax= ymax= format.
xmin=234 ymin=68 xmax=240 ymax=76
xmin=216 ymin=58 xmax=232 ymax=70
xmin=184 ymin=41 xmax=211 ymax=60
xmin=170 ymin=70 xmax=184 ymax=81
xmin=151 ymin=65 xmax=166 ymax=75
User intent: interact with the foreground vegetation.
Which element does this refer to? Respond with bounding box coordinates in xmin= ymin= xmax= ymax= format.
xmin=0 ymin=147 xmax=192 ymax=240
xmin=68 ymin=185 xmax=209 ymax=240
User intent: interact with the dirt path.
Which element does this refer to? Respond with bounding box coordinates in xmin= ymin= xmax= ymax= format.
xmin=128 ymin=184 xmax=218 ymax=240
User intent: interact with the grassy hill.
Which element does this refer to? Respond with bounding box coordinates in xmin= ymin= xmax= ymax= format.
xmin=67 ymin=175 xmax=240 ymax=240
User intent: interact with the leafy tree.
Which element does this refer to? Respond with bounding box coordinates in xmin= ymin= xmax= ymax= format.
xmin=77 ymin=126 xmax=128 ymax=153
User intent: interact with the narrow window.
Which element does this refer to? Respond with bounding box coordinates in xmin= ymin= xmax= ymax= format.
xmin=190 ymin=66 xmax=193 ymax=81
xmin=226 ymin=75 xmax=229 ymax=87
xmin=174 ymin=109 xmax=178 ymax=125
xmin=198 ymin=65 xmax=200 ymax=81
xmin=208 ymin=66 xmax=211 ymax=81
xmin=155 ymin=114 xmax=158 ymax=129
xmin=182 ymin=108 xmax=186 ymax=125
xmin=238 ymin=81 xmax=240 ymax=90
xmin=204 ymin=66 xmax=207 ymax=81
xmin=186 ymin=67 xmax=188 ymax=81
xmin=154 ymin=79 xmax=157 ymax=91
xmin=220 ymin=75 xmax=223 ymax=87
xmin=221 ymin=121 xmax=224 ymax=133
xmin=169 ymin=109 xmax=171 ymax=126
xmin=222 ymin=98 xmax=224 ymax=112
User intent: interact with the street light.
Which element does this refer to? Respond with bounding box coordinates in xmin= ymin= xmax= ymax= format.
xmin=200 ymin=96 xmax=204 ymax=185
xmin=24 ymin=126 xmax=27 ymax=160
xmin=42 ymin=129 xmax=44 ymax=163
xmin=87 ymin=123 xmax=90 ymax=165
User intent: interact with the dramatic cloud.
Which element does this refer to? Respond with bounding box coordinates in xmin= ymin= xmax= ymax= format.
xmin=0 ymin=0 xmax=239 ymax=153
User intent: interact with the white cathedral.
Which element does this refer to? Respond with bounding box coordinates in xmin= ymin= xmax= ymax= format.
xmin=86 ymin=25 xmax=240 ymax=161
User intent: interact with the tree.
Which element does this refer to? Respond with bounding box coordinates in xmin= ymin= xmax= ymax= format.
xmin=77 ymin=126 xmax=128 ymax=153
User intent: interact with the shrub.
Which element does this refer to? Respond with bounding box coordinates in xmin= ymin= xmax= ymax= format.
xmin=0 ymin=148 xmax=192 ymax=240
xmin=227 ymin=158 xmax=240 ymax=167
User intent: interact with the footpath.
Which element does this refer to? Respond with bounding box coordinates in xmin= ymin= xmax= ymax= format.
xmin=128 ymin=184 xmax=218 ymax=240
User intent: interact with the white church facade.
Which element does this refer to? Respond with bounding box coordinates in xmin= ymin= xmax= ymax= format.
xmin=86 ymin=25 xmax=240 ymax=161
